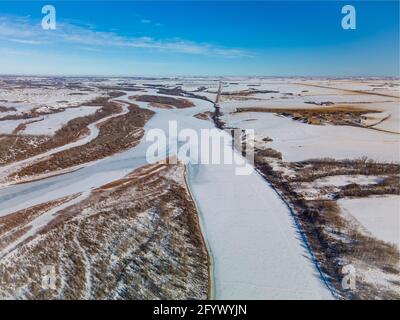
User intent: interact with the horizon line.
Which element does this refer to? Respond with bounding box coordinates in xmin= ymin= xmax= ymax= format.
xmin=0 ymin=73 xmax=399 ymax=79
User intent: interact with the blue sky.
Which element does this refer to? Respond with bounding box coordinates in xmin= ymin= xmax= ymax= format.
xmin=0 ymin=1 xmax=398 ymax=77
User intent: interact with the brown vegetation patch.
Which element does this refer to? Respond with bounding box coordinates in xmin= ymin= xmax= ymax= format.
xmin=146 ymin=86 xmax=213 ymax=104
xmin=0 ymin=107 xmax=64 ymax=121
xmin=218 ymin=89 xmax=279 ymax=101
xmin=254 ymin=147 xmax=282 ymax=160
xmin=149 ymin=102 xmax=174 ymax=109
xmin=223 ymin=89 xmax=279 ymax=97
xmin=0 ymin=106 xmax=16 ymax=112
xmin=157 ymin=87 xmax=186 ymax=96
xmin=133 ymin=95 xmax=194 ymax=108
xmin=337 ymin=176 xmax=400 ymax=198
xmin=194 ymin=111 xmax=214 ymax=121
xmin=234 ymin=105 xmax=382 ymax=127
xmin=288 ymin=158 xmax=400 ymax=183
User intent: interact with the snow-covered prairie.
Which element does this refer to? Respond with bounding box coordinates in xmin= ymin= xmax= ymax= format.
xmin=307 ymin=175 xmax=386 ymax=187
xmin=294 ymin=175 xmax=389 ymax=200
xmin=338 ymin=196 xmax=400 ymax=247
xmin=0 ymin=87 xmax=104 ymax=113
xmin=219 ymin=78 xmax=400 ymax=134
xmin=23 ymin=106 xmax=100 ymax=136
xmin=224 ymin=111 xmax=400 ymax=163
xmin=0 ymin=107 xmax=100 ymax=135
xmin=309 ymin=79 xmax=400 ymax=98
xmin=0 ymin=118 xmax=37 ymax=134
xmin=0 ymin=102 xmax=33 ymax=118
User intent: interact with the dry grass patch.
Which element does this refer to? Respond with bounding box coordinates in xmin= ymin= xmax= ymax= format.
xmin=234 ymin=105 xmax=382 ymax=127
xmin=132 ymin=95 xmax=194 ymax=109
xmin=194 ymin=111 xmax=214 ymax=121
xmin=0 ymin=106 xmax=16 ymax=112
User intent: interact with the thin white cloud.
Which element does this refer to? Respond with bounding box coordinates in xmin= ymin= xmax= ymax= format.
xmin=0 ymin=37 xmax=45 ymax=45
xmin=140 ymin=19 xmax=152 ymax=24
xmin=0 ymin=16 xmax=252 ymax=58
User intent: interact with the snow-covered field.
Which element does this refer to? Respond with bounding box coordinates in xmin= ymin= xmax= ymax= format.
xmin=22 ymin=106 xmax=100 ymax=136
xmin=0 ymin=84 xmax=104 ymax=114
xmin=0 ymin=76 xmax=398 ymax=300
xmin=0 ymin=118 xmax=35 ymax=134
xmin=306 ymin=175 xmax=386 ymax=187
xmin=338 ymin=196 xmax=400 ymax=247
xmin=219 ymin=78 xmax=400 ymax=134
xmin=224 ymin=111 xmax=400 ymax=162
xmin=294 ymin=175 xmax=389 ymax=200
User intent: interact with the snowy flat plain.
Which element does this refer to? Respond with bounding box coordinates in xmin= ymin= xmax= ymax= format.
xmin=0 ymin=86 xmax=103 ymax=112
xmin=220 ymin=79 xmax=400 ymax=134
xmin=224 ymin=112 xmax=400 ymax=162
xmin=0 ymin=118 xmax=39 ymax=134
xmin=0 ymin=106 xmax=100 ymax=135
xmin=308 ymin=175 xmax=386 ymax=187
xmin=23 ymin=106 xmax=100 ymax=136
xmin=338 ymin=196 xmax=400 ymax=247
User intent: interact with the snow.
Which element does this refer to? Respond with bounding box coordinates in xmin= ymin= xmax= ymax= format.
xmin=224 ymin=112 xmax=400 ymax=163
xmin=338 ymin=196 xmax=400 ymax=247
xmin=0 ymin=107 xmax=100 ymax=135
xmin=23 ymin=106 xmax=100 ymax=136
xmin=0 ymin=118 xmax=37 ymax=134
xmin=0 ymin=87 xmax=104 ymax=112
xmin=0 ymin=85 xmax=333 ymax=299
xmin=0 ymin=191 xmax=90 ymax=258
xmin=367 ymin=103 xmax=400 ymax=133
xmin=219 ymin=79 xmax=400 ymax=134
xmin=306 ymin=175 xmax=386 ymax=188
xmin=361 ymin=111 xmax=390 ymax=127
xmin=0 ymin=103 xmax=130 ymax=182
xmin=314 ymin=79 xmax=400 ymax=98
xmin=294 ymin=175 xmax=388 ymax=200
xmin=0 ymin=102 xmax=33 ymax=118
